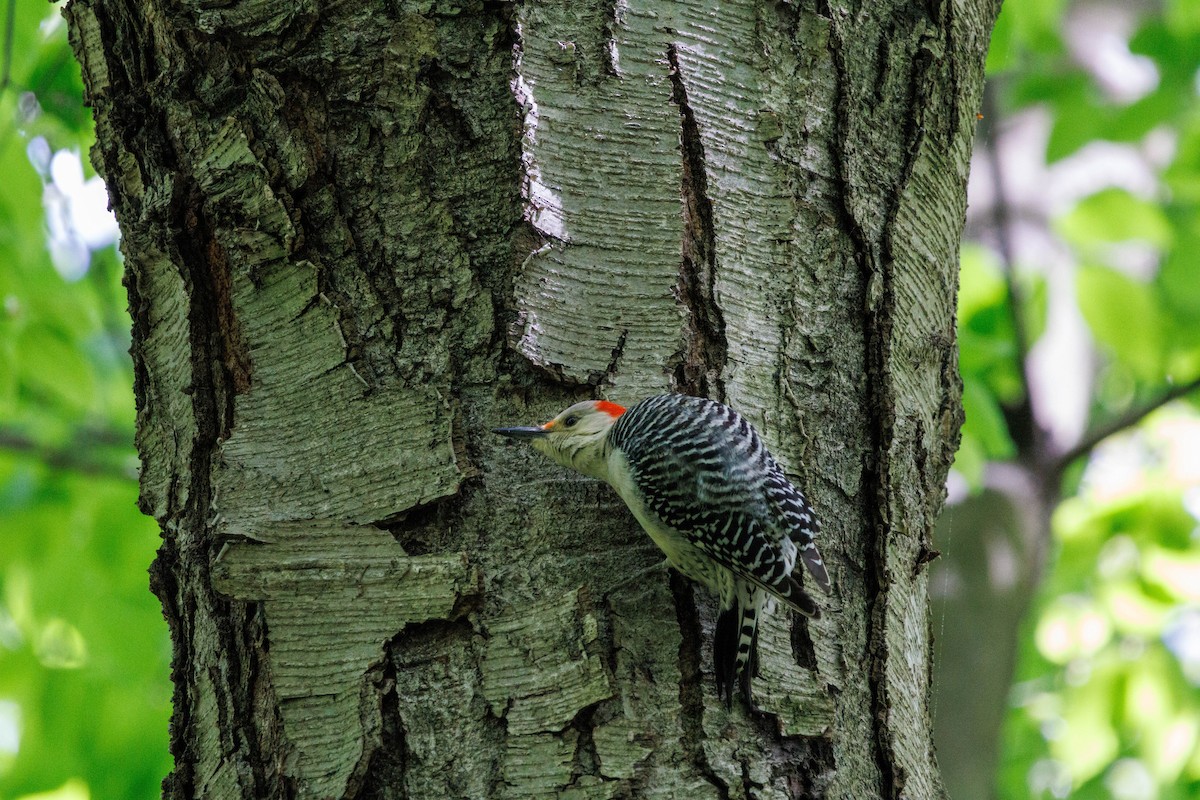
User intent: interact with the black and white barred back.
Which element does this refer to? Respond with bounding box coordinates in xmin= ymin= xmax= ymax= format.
xmin=609 ymin=395 xmax=830 ymax=603
xmin=607 ymin=394 xmax=831 ymax=705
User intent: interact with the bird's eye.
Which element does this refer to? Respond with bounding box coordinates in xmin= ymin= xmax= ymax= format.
xmin=564 ymin=415 xmax=579 ymax=428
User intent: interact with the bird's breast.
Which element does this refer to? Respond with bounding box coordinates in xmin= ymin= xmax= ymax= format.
xmin=606 ymin=448 xmax=720 ymax=589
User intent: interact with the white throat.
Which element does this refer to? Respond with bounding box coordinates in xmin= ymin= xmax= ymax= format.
xmin=533 ymin=430 xmax=611 ymax=482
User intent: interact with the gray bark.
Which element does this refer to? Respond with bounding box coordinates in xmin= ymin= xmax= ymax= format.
xmin=67 ymin=0 xmax=998 ymax=797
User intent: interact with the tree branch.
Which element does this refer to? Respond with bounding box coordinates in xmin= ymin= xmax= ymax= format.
xmin=981 ymin=84 xmax=1032 ymax=395
xmin=981 ymin=82 xmax=1045 ymax=462
xmin=0 ymin=427 xmax=137 ymax=481
xmin=1054 ymin=374 xmax=1200 ymax=470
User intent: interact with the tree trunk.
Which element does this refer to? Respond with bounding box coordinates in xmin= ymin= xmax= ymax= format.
xmin=931 ymin=481 xmax=1046 ymax=800
xmin=67 ymin=0 xmax=998 ymax=797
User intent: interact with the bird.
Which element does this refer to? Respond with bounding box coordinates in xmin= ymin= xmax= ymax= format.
xmin=493 ymin=393 xmax=831 ymax=707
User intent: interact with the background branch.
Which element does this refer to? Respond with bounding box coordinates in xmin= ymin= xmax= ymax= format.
xmin=0 ymin=426 xmax=137 ymax=480
xmin=981 ymin=82 xmax=1043 ymax=460
xmin=1055 ymin=374 xmax=1200 ymax=471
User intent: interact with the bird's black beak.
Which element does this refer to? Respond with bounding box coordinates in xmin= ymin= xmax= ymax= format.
xmin=493 ymin=425 xmax=550 ymax=440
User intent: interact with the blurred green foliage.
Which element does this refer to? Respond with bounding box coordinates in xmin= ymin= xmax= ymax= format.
xmin=1 ymin=0 xmax=1198 ymax=799
xmin=0 ymin=4 xmax=171 ymax=800
xmin=966 ymin=0 xmax=1200 ymax=797
xmin=1001 ymin=449 xmax=1200 ymax=800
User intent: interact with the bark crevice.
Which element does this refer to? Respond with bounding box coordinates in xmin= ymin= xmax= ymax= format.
xmin=667 ymin=43 xmax=728 ymax=402
xmin=823 ymin=11 xmax=902 ymax=800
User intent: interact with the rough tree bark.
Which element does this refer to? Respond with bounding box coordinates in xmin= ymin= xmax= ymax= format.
xmin=67 ymin=0 xmax=998 ymax=797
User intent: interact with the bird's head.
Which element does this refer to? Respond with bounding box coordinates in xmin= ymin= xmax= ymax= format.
xmin=493 ymin=399 xmax=626 ymax=480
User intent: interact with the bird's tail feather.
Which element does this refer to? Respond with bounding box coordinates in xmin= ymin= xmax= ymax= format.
xmin=714 ymin=585 xmax=765 ymax=709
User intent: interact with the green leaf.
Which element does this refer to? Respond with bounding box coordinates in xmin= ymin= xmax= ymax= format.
xmin=1161 ymin=227 xmax=1200 ymax=320
xmin=985 ymin=0 xmax=1067 ymax=74
xmin=958 ymin=244 xmax=1007 ymax=320
xmin=1058 ymin=189 xmax=1173 ymax=250
xmin=957 ymin=245 xmax=1026 ymax=403
xmin=1165 ymin=0 xmax=1200 ymax=35
xmin=1106 ymin=88 xmax=1181 ymax=143
xmin=1055 ymin=665 xmax=1120 ymax=781
xmin=962 ymin=378 xmax=1016 ymax=460
xmin=15 ymin=325 xmax=96 ymax=415
xmin=1076 ymin=265 xmax=1164 ymax=380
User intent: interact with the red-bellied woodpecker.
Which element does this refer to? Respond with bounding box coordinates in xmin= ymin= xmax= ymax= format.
xmin=494 ymin=393 xmax=831 ymax=707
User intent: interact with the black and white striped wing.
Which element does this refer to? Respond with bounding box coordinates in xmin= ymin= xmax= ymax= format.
xmin=764 ymin=463 xmax=832 ymax=594
xmin=613 ymin=396 xmax=823 ymax=615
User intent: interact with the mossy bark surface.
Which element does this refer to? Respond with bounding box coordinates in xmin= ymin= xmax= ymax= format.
xmin=67 ymin=0 xmax=998 ymax=797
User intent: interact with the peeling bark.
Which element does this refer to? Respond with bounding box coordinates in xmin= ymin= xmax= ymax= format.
xmin=67 ymin=0 xmax=998 ymax=797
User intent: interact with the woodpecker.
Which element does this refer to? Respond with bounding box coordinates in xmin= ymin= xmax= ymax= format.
xmin=494 ymin=393 xmax=831 ymax=707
